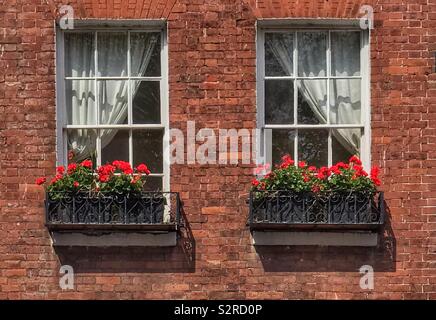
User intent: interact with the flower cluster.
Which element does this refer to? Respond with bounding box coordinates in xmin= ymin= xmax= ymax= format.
xmin=251 ymin=155 xmax=381 ymax=194
xmin=36 ymin=160 xmax=151 ymax=195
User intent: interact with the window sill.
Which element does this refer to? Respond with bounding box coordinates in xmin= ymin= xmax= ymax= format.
xmin=45 ymin=192 xmax=181 ymax=247
xmin=248 ymin=190 xmax=384 ymax=246
xmin=251 ymin=230 xmax=378 ymax=247
xmin=48 ymin=225 xmax=177 ymax=247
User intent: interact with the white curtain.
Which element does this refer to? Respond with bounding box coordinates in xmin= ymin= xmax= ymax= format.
xmin=266 ymin=32 xmax=361 ymax=155
xmin=67 ymin=32 xmax=158 ymax=162
xmin=65 ymin=33 xmax=96 ymax=160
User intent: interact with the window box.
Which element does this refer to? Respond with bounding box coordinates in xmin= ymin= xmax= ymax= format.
xmin=45 ymin=192 xmax=180 ymax=247
xmin=249 ymin=190 xmax=384 ymax=230
xmin=249 ymin=191 xmax=384 ymax=246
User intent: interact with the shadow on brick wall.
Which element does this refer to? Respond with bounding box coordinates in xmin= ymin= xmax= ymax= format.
xmin=54 ymin=207 xmax=196 ymax=273
xmin=254 ymin=201 xmax=396 ymax=272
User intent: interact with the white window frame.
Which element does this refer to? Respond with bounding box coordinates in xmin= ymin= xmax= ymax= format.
xmin=256 ymin=20 xmax=371 ymax=170
xmin=55 ymin=21 xmax=170 ymax=191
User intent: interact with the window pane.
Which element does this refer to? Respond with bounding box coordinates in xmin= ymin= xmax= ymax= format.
xmin=143 ymin=176 xmax=163 ymax=191
xmin=132 ymin=81 xmax=160 ymax=124
xmin=101 ymin=130 xmax=129 ymax=165
xmin=332 ymin=129 xmax=361 ymax=164
xmin=331 ymin=31 xmax=361 ymax=77
xmin=298 ymin=129 xmax=328 ymax=167
xmin=130 ymin=32 xmax=161 ymax=77
xmin=265 ymin=80 xmax=294 ymax=125
xmin=65 ymin=33 xmax=95 ymax=77
xmin=97 ymin=32 xmax=127 ymax=77
xmin=98 ymin=80 xmax=128 ymax=125
xmin=329 ymin=79 xmax=361 ymax=124
xmin=67 ymin=129 xmax=97 ymax=165
xmin=265 ymin=33 xmax=294 ymax=76
xmin=297 ymin=79 xmax=327 ymax=124
xmin=271 ymin=129 xmax=295 ymax=167
xmin=133 ymin=130 xmax=163 ymax=173
xmin=65 ymin=80 xmax=96 ymax=125
xmin=298 ymin=32 xmax=327 ymax=77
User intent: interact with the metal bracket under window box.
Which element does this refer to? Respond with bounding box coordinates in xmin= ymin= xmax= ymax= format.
xmin=45 ymin=192 xmax=180 ymax=247
xmin=248 ymin=191 xmax=385 ymax=246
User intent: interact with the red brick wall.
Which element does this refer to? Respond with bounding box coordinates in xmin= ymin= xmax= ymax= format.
xmin=0 ymin=0 xmax=435 ymax=299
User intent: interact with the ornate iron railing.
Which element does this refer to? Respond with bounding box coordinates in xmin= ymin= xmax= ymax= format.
xmin=249 ymin=191 xmax=384 ymax=230
xmin=45 ymin=192 xmax=180 ymax=230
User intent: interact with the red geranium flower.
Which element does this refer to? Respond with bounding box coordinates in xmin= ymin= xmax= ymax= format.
xmin=81 ymin=159 xmax=92 ymax=169
xmin=50 ymin=174 xmax=63 ymax=185
xmin=336 ymin=162 xmax=348 ymax=169
xmin=73 ymin=181 xmax=79 ymax=188
xmin=265 ymin=172 xmax=274 ymax=179
xmin=35 ymin=177 xmax=46 ymax=185
xmin=353 ymin=165 xmax=368 ymax=177
xmin=99 ymin=175 xmax=109 ymax=183
xmin=317 ymin=172 xmax=326 ymax=180
xmin=330 ymin=165 xmax=341 ymax=175
xmin=370 ymin=166 xmax=380 ymax=179
xmin=372 ymin=177 xmax=381 ymax=186
xmin=349 ymin=155 xmax=362 ymax=166
xmin=370 ymin=166 xmax=381 ymax=186
xmin=317 ymin=167 xmax=330 ymax=179
xmin=280 ymin=154 xmax=294 ymax=169
xmin=113 ymin=160 xmax=133 ymax=174
xmin=136 ymin=164 xmax=151 ymax=175
xmin=67 ymin=163 xmax=77 ymax=173
xmin=251 ymin=179 xmax=260 ymax=187
xmin=298 ymin=161 xmax=306 ymax=168
xmin=98 ymin=164 xmax=115 ymax=176
xmin=123 ymin=168 xmax=133 ymax=175
xmin=56 ymin=166 xmax=65 ymax=175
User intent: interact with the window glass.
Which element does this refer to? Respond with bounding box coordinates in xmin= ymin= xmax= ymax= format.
xmin=265 ymin=33 xmax=294 ymax=76
xmin=271 ymin=129 xmax=295 ymax=167
xmin=61 ymin=30 xmax=167 ymax=189
xmin=130 ymin=32 xmax=161 ymax=77
xmin=132 ymin=130 xmax=164 ymax=172
xmin=297 ymin=79 xmax=327 ymax=125
xmin=98 ymin=80 xmax=128 ymax=125
xmin=265 ymin=80 xmax=294 ymax=125
xmin=298 ymin=129 xmax=328 ymax=167
xmin=298 ymin=32 xmax=327 ymax=77
xmin=331 ymin=31 xmax=361 ymax=77
xmin=67 ymin=129 xmax=97 ymax=166
xmin=97 ymin=32 xmax=127 ymax=77
xmin=65 ymin=32 xmax=95 ymax=77
xmin=261 ymin=29 xmax=365 ymax=167
xmin=65 ymin=80 xmax=96 ymax=125
xmin=132 ymin=81 xmax=161 ymax=124
xmin=101 ymin=129 xmax=129 ymax=165
xmin=329 ymin=79 xmax=361 ymax=124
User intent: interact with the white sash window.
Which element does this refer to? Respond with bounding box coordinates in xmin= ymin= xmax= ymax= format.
xmin=56 ymin=22 xmax=169 ymax=190
xmin=257 ymin=22 xmax=370 ymax=168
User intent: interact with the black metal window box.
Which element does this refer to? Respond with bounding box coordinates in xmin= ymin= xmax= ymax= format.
xmin=248 ymin=191 xmax=385 ymax=231
xmin=45 ymin=192 xmax=180 ymax=247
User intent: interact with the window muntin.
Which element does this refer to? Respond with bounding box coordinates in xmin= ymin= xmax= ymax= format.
xmin=259 ymin=28 xmax=369 ymax=168
xmin=58 ymin=28 xmax=168 ymax=191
